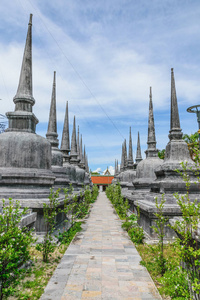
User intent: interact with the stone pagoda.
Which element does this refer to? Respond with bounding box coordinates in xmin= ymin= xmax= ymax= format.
xmin=134 ymin=87 xmax=163 ymax=189
xmin=153 ymin=68 xmax=197 ymax=194
xmin=135 ymin=132 xmax=143 ymax=166
xmin=60 ymin=103 xmax=76 ymax=187
xmin=136 ymin=70 xmax=199 ymax=239
xmin=0 ymin=14 xmax=55 ymax=199
xmin=46 ymin=72 xmax=69 ymax=190
xmin=119 ymin=129 xmax=136 ymax=192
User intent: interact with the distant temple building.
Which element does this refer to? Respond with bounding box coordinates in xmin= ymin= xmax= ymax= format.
xmin=91 ymin=167 xmax=114 ymax=191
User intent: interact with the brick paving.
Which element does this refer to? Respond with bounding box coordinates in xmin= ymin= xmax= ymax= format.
xmin=40 ymin=192 xmax=162 ymax=300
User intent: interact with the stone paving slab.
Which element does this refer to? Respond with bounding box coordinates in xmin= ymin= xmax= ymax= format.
xmin=40 ymin=192 xmax=162 ymax=300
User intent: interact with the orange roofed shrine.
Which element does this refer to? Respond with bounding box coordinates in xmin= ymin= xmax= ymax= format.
xmin=91 ymin=175 xmax=114 ymax=191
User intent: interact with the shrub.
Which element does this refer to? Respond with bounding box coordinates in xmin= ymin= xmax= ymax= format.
xmin=0 ymin=199 xmax=34 ymax=299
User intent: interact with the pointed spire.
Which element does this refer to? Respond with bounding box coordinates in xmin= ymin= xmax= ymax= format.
xmin=120 ymin=143 xmax=125 ymax=172
xmin=147 ymin=87 xmax=156 ymax=149
xmin=79 ymin=134 xmax=85 ymax=168
xmin=169 ymin=68 xmax=182 ymax=140
xmin=77 ymin=125 xmax=80 ymax=162
xmin=46 ymin=71 xmax=59 ymax=147
xmin=124 ymin=139 xmax=128 ymax=169
xmin=83 ymin=145 xmax=86 ymax=169
xmin=61 ymin=101 xmax=70 ymax=156
xmin=7 ymin=14 xmax=38 ymax=133
xmin=136 ymin=131 xmax=142 ymax=164
xmin=70 ymin=116 xmax=78 ymax=164
xmin=145 ymin=87 xmax=159 ymax=158
xmin=14 ymin=14 xmax=35 ymax=109
xmin=127 ymin=127 xmax=134 ymax=169
xmin=116 ymin=159 xmax=119 ymax=174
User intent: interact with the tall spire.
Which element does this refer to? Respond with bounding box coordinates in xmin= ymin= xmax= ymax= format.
xmin=46 ymin=71 xmax=59 ymax=147
xmin=70 ymin=116 xmax=78 ymax=164
xmin=6 ymin=14 xmax=38 ymax=133
xmin=124 ymin=139 xmax=128 ymax=169
xmin=145 ymin=87 xmax=158 ymax=158
xmin=169 ymin=68 xmax=182 ymax=140
xmin=136 ymin=131 xmax=142 ymax=164
xmin=120 ymin=143 xmax=125 ymax=172
xmin=116 ymin=159 xmax=119 ymax=174
xmin=14 ymin=14 xmax=35 ymax=109
xmin=83 ymin=145 xmax=86 ymax=169
xmin=61 ymin=101 xmax=70 ymax=156
xmin=127 ymin=127 xmax=134 ymax=169
xmin=79 ymin=134 xmax=84 ymax=168
xmin=77 ymin=125 xmax=80 ymax=162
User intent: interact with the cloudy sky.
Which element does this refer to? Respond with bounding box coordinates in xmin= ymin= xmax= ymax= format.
xmin=0 ymin=0 xmax=200 ymax=173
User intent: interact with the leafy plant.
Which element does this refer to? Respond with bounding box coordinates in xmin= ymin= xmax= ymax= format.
xmin=158 ymin=266 xmax=190 ymax=299
xmin=158 ymin=149 xmax=165 ymax=160
xmin=171 ymin=160 xmax=200 ymax=299
xmin=57 ymin=222 xmax=82 ymax=244
xmin=36 ymin=188 xmax=60 ymax=262
xmin=183 ymin=132 xmax=199 ymax=161
xmin=128 ymin=226 xmax=145 ymax=244
xmin=151 ymin=195 xmax=169 ymax=275
xmin=0 ymin=199 xmax=34 ymax=299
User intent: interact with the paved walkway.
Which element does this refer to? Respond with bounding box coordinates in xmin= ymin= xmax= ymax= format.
xmin=41 ymin=192 xmax=162 ymax=300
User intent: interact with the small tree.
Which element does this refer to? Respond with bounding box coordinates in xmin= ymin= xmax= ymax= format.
xmin=36 ymin=188 xmax=60 ymax=262
xmin=151 ymin=195 xmax=168 ymax=275
xmin=0 ymin=199 xmax=34 ymax=299
xmin=171 ymin=161 xmax=200 ymax=299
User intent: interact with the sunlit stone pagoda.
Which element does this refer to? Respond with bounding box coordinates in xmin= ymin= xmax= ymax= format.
xmin=0 ymin=14 xmax=55 ymax=199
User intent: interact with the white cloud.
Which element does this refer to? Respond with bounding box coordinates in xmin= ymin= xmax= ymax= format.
xmin=0 ymin=0 xmax=199 ymax=172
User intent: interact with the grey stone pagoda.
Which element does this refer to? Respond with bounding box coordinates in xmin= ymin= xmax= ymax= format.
xmin=119 ymin=130 xmax=136 ymax=191
xmin=127 ymin=127 xmax=134 ymax=169
xmin=153 ymin=68 xmax=196 ymax=194
xmin=60 ymin=104 xmax=76 ymax=187
xmin=46 ymin=72 xmax=69 ymax=190
xmin=0 ymin=14 xmax=55 ymax=199
xmin=75 ymin=126 xmax=85 ymax=188
xmin=135 ymin=132 xmax=143 ymax=165
xmin=134 ymin=70 xmax=199 ymax=239
xmin=134 ymin=87 xmax=163 ymax=189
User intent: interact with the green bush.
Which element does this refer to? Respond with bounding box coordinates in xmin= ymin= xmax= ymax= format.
xmin=0 ymin=199 xmax=34 ymax=299
xmin=128 ymin=226 xmax=145 ymax=244
xmin=57 ymin=222 xmax=82 ymax=245
xmin=159 ymin=267 xmax=190 ymax=299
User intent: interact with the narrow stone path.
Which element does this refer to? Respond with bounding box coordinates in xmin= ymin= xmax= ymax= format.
xmin=41 ymin=192 xmax=162 ymax=300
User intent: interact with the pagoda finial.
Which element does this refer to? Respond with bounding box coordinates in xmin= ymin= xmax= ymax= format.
xmin=61 ymin=101 xmax=70 ymax=154
xmin=13 ymin=14 xmax=35 ymax=109
xmin=124 ymin=139 xmax=128 ymax=169
xmin=77 ymin=125 xmax=80 ymax=162
xmin=70 ymin=116 xmax=78 ymax=163
xmin=46 ymin=71 xmax=59 ymax=147
xmin=136 ymin=131 xmax=142 ymax=164
xmin=127 ymin=127 xmax=134 ymax=169
xmin=79 ymin=134 xmax=84 ymax=168
xmin=169 ymin=68 xmax=182 ymax=140
xmin=120 ymin=142 xmax=125 ymax=172
xmin=83 ymin=145 xmax=86 ymax=169
xmin=145 ymin=87 xmax=159 ymax=158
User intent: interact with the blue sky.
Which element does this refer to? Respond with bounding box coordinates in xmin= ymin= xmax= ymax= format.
xmin=0 ymin=0 xmax=200 ymax=174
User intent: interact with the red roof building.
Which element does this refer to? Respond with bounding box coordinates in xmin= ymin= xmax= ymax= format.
xmin=91 ymin=175 xmax=114 ymax=191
